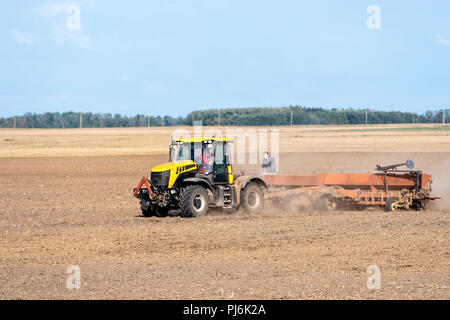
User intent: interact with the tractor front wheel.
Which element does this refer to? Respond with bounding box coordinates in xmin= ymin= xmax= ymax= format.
xmin=179 ymin=185 xmax=210 ymax=217
xmin=141 ymin=205 xmax=169 ymax=217
xmin=141 ymin=209 xmax=153 ymax=217
xmin=155 ymin=206 xmax=169 ymax=217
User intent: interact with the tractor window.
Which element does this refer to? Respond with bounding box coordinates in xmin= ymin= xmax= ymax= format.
xmin=214 ymin=142 xmax=224 ymax=165
xmin=224 ymin=142 xmax=232 ymax=165
xmin=193 ymin=142 xmax=204 ymax=165
xmin=176 ymin=144 xmax=191 ymax=161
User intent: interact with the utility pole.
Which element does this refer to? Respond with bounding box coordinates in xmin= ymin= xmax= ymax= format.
xmin=365 ymin=110 xmax=368 ymax=125
xmin=290 ymin=111 xmax=293 ymax=126
xmin=79 ymin=113 xmax=82 ymax=128
xmin=13 ymin=116 xmax=16 ymax=129
xmin=147 ymin=114 xmax=150 ymax=127
xmin=443 ymin=109 xmax=445 ymax=125
xmin=412 ymin=113 xmax=415 ymax=124
xmin=218 ymin=110 xmax=221 ymax=126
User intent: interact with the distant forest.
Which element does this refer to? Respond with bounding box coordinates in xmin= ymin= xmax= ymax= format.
xmin=0 ymin=106 xmax=449 ymax=128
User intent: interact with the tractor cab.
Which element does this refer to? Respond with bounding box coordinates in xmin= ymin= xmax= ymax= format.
xmin=169 ymin=137 xmax=234 ymax=184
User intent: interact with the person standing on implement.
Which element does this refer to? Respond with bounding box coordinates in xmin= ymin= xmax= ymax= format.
xmin=261 ymin=151 xmax=276 ymax=174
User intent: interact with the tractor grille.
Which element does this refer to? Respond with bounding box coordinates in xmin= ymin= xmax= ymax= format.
xmin=151 ymin=170 xmax=170 ymax=187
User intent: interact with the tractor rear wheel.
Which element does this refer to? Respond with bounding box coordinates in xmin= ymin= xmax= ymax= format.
xmin=240 ymin=183 xmax=264 ymax=214
xmin=179 ymin=185 xmax=210 ymax=217
xmin=385 ymin=197 xmax=400 ymax=212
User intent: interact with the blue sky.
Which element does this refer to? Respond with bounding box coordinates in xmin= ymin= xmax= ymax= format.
xmin=0 ymin=0 xmax=449 ymax=117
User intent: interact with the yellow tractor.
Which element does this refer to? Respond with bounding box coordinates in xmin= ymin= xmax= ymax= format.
xmin=133 ymin=137 xmax=267 ymax=217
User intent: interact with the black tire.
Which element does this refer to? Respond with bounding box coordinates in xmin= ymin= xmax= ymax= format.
xmin=140 ymin=200 xmax=153 ymax=217
xmin=240 ymin=183 xmax=264 ymax=214
xmin=139 ymin=191 xmax=153 ymax=217
xmin=385 ymin=197 xmax=399 ymax=212
xmin=141 ymin=209 xmax=153 ymax=217
xmin=141 ymin=206 xmax=168 ymax=217
xmin=179 ymin=185 xmax=210 ymax=217
xmin=154 ymin=206 xmax=169 ymax=217
xmin=316 ymin=193 xmax=337 ymax=211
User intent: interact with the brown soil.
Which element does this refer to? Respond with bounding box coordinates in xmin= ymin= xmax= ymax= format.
xmin=0 ymin=151 xmax=449 ymax=299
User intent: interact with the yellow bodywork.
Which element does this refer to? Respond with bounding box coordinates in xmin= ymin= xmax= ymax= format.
xmin=228 ymin=165 xmax=233 ymax=184
xmin=176 ymin=137 xmax=234 ymax=143
xmin=151 ymin=160 xmax=197 ymax=188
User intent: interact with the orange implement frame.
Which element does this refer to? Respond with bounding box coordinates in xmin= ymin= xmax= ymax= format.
xmin=263 ymin=171 xmax=435 ymax=209
xmin=263 ymin=173 xmax=432 ymax=190
xmin=133 ymin=176 xmax=156 ymax=199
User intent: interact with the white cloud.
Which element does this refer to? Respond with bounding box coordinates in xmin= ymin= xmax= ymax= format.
xmin=37 ymin=0 xmax=94 ymax=49
xmin=9 ymin=30 xmax=37 ymax=44
xmin=436 ymin=33 xmax=450 ymax=47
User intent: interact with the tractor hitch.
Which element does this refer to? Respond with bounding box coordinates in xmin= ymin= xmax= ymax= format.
xmin=133 ymin=176 xmax=156 ymax=200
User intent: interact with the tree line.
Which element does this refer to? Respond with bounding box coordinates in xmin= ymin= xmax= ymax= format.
xmin=0 ymin=107 xmax=449 ymax=128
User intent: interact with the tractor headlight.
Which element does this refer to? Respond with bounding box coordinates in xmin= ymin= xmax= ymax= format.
xmin=151 ymin=170 xmax=170 ymax=187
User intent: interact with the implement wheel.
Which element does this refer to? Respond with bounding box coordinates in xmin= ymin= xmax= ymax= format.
xmin=385 ymin=197 xmax=400 ymax=212
xmin=418 ymin=199 xmax=432 ymax=211
xmin=317 ymin=193 xmax=338 ymax=211
xmin=240 ymin=183 xmax=264 ymax=214
xmin=179 ymin=185 xmax=210 ymax=217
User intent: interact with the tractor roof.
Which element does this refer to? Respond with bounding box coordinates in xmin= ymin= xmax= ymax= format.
xmin=175 ymin=137 xmax=234 ymax=143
